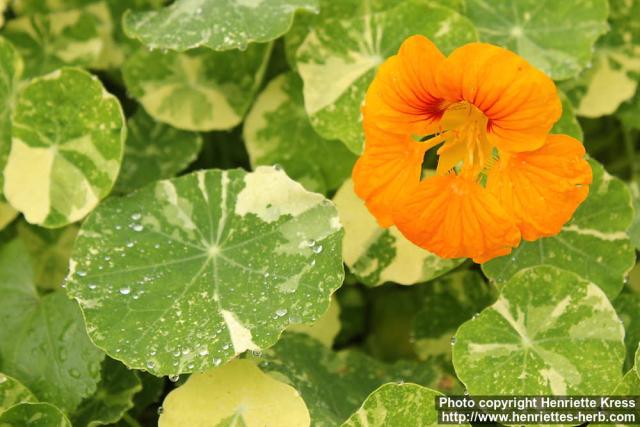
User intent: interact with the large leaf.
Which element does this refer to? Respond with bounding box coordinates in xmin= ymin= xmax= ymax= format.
xmin=244 ymin=72 xmax=356 ymax=194
xmin=122 ymin=0 xmax=318 ymax=51
xmin=122 ymin=45 xmax=271 ymax=132
xmin=0 ymin=37 xmax=22 ymax=203
xmin=341 ymin=383 xmax=455 ymax=427
xmin=65 ymin=166 xmax=344 ymax=376
xmin=0 ymin=402 xmax=71 ymax=427
xmin=70 ymin=358 xmax=142 ymax=427
xmin=158 ymin=359 xmax=310 ymax=427
xmin=482 ymin=160 xmax=636 ymax=300
xmin=463 ymin=0 xmax=609 ymax=80
xmin=114 ymin=109 xmax=202 ymax=194
xmin=0 ymin=374 xmax=37 ymax=412
xmin=453 ymin=266 xmax=625 ymax=395
xmin=0 ymin=239 xmax=105 ymax=413
xmin=297 ymin=0 xmax=477 ymax=153
xmin=333 ymin=178 xmax=463 ymax=286
xmin=2 ymin=5 xmax=107 ymax=78
xmin=3 ymin=67 xmax=126 ymax=228
xmin=17 ymin=221 xmax=79 ymax=290
xmin=257 ymin=333 xmax=448 ymax=426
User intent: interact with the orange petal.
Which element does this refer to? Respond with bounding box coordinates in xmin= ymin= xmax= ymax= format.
xmin=486 ymin=134 xmax=592 ymax=241
xmin=392 ymin=174 xmax=521 ymax=263
xmin=353 ymin=123 xmax=426 ymax=227
xmin=363 ymin=35 xmax=446 ymax=139
xmin=436 ymin=43 xmax=561 ymax=152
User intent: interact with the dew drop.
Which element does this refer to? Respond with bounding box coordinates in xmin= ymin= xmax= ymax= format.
xmin=0 ymin=375 xmax=6 ymax=384
xmin=157 ymin=406 xmax=164 ymax=415
xmin=76 ymin=271 xmax=87 ymax=277
xmin=131 ymin=213 xmax=142 ymax=221
xmin=132 ymin=224 xmax=144 ymax=232
xmin=312 ymin=244 xmax=323 ymax=254
xmin=275 ymin=308 xmax=287 ymax=317
xmin=198 ymin=348 xmax=209 ymax=356
xmin=88 ymin=283 xmax=97 ymax=290
xmin=119 ymin=287 xmax=131 ymax=295
xmin=450 ymin=336 xmax=457 ymax=345
xmin=146 ymin=361 xmax=155 ymax=369
xmin=69 ymin=368 xmax=80 ymax=378
xmin=168 ymin=374 xmax=180 ymax=382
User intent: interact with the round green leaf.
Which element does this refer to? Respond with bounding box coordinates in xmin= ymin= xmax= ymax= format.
xmin=0 ymin=402 xmax=71 ymax=427
xmin=482 ymin=160 xmax=636 ymax=300
xmin=333 ymin=178 xmax=463 ymax=286
xmin=0 ymin=374 xmax=37 ymax=413
xmin=257 ymin=333 xmax=448 ymax=426
xmin=70 ymin=358 xmax=142 ymax=427
xmin=453 ymin=266 xmax=625 ymax=395
xmin=341 ymin=383 xmax=457 ymax=427
xmin=0 ymin=37 xmax=23 ymax=203
xmin=65 ymin=166 xmax=344 ymax=376
xmin=122 ymin=45 xmax=270 ymax=132
xmin=0 ymin=239 xmax=105 ymax=413
xmin=464 ymin=0 xmax=609 ymax=80
xmin=4 ymin=67 xmax=126 ymax=228
xmin=114 ymin=109 xmax=202 ymax=194
xmin=122 ymin=0 xmax=318 ymax=52
xmin=592 ymin=370 xmax=640 ymax=427
xmin=412 ymin=271 xmax=497 ymax=363
xmin=244 ymin=72 xmax=357 ymax=195
xmin=297 ymin=0 xmax=477 ymax=153
xmin=2 ymin=6 xmax=106 ymax=78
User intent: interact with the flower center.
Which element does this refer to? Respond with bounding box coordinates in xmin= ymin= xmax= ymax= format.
xmin=419 ymin=101 xmax=494 ymax=181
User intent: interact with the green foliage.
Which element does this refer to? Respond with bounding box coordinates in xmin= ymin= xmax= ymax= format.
xmin=0 ymin=0 xmax=638 ymax=425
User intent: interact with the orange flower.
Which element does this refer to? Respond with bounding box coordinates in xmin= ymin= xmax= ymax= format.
xmin=353 ymin=35 xmax=592 ymax=263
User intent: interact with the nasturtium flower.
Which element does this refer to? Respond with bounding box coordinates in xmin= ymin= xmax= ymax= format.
xmin=353 ymin=35 xmax=592 ymax=263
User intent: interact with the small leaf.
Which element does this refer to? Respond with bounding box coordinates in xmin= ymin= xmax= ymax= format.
xmin=482 ymin=160 xmax=636 ymax=299
xmin=453 ymin=266 xmax=625 ymax=395
xmin=66 ymin=166 xmax=344 ymax=376
xmin=297 ymin=0 xmax=477 ymax=153
xmin=0 ymin=373 xmax=37 ymax=412
xmin=2 ymin=6 xmax=106 ymax=78
xmin=0 ymin=239 xmax=105 ymax=413
xmin=122 ymin=45 xmax=271 ymax=131
xmin=114 ymin=109 xmax=202 ymax=194
xmin=17 ymin=221 xmax=79 ymax=290
xmin=257 ymin=333 xmax=451 ymax=426
xmin=244 ymin=72 xmax=357 ymax=194
xmin=4 ymin=67 xmax=126 ymax=228
xmin=0 ymin=402 xmax=72 ymax=427
xmin=122 ymin=0 xmax=318 ymax=52
xmin=70 ymin=358 xmax=143 ymax=427
xmin=341 ymin=383 xmax=460 ymax=427
xmin=158 ymin=359 xmax=310 ymax=427
xmin=333 ymin=178 xmax=463 ymax=286
xmin=463 ymin=0 xmax=609 ymax=80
